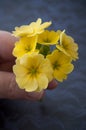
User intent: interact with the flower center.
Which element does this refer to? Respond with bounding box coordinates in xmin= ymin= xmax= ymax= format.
xmin=31 ymin=68 xmax=37 ymax=74
xmin=43 ymin=38 xmax=51 ymax=43
xmin=53 ymin=61 xmax=60 ymax=69
xmin=25 ymin=45 xmax=31 ymax=52
xmin=29 ymin=67 xmax=38 ymax=76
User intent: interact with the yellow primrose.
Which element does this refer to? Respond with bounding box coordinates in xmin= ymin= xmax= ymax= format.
xmin=13 ymin=53 xmax=53 ymax=92
xmin=13 ymin=36 xmax=38 ymax=58
xmin=56 ymin=30 xmax=79 ymax=61
xmin=38 ymin=30 xmax=60 ymax=45
xmin=47 ymin=50 xmax=74 ymax=82
xmin=12 ymin=18 xmax=52 ymax=37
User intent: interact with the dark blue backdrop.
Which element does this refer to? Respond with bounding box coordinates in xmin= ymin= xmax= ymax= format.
xmin=0 ymin=0 xmax=86 ymax=130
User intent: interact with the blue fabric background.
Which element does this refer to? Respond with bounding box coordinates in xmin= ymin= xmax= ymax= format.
xmin=0 ymin=0 xmax=86 ymax=130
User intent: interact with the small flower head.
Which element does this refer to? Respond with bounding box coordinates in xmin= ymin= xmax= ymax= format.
xmin=47 ymin=50 xmax=74 ymax=82
xmin=38 ymin=30 xmax=60 ymax=45
xmin=13 ymin=36 xmax=38 ymax=58
xmin=13 ymin=18 xmax=52 ymax=37
xmin=13 ymin=53 xmax=53 ymax=92
xmin=56 ymin=31 xmax=79 ymax=61
xmin=12 ymin=18 xmax=79 ymax=92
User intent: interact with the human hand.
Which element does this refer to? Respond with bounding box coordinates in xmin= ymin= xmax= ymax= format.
xmin=0 ymin=31 xmax=58 ymax=100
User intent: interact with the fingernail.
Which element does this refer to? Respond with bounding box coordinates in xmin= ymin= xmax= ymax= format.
xmin=48 ymin=79 xmax=58 ymax=89
xmin=38 ymin=90 xmax=45 ymax=102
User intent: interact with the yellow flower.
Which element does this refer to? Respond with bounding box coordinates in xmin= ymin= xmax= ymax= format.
xmin=47 ymin=50 xmax=74 ymax=82
xmin=12 ymin=18 xmax=52 ymax=37
xmin=38 ymin=30 xmax=60 ymax=45
xmin=13 ymin=36 xmax=38 ymax=58
xmin=56 ymin=30 xmax=79 ymax=61
xmin=13 ymin=53 xmax=53 ymax=92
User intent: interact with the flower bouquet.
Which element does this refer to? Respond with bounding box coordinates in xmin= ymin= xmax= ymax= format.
xmin=12 ymin=18 xmax=79 ymax=92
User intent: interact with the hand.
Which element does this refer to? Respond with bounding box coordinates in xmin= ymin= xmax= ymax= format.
xmin=0 ymin=31 xmax=58 ymax=100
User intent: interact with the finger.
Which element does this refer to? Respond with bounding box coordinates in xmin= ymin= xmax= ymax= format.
xmin=0 ymin=72 xmax=44 ymax=100
xmin=47 ymin=79 xmax=58 ymax=90
xmin=0 ymin=31 xmax=17 ymax=61
xmin=0 ymin=61 xmax=15 ymax=72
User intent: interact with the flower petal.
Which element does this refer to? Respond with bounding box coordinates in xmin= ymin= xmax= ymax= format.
xmin=24 ymin=77 xmax=38 ymax=92
xmin=54 ymin=69 xmax=67 ymax=82
xmin=61 ymin=63 xmax=74 ymax=74
xmin=13 ymin=59 xmax=28 ymax=77
xmin=56 ymin=45 xmax=70 ymax=56
xmin=37 ymin=73 xmax=48 ymax=91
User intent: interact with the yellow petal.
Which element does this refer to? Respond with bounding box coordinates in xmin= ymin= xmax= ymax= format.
xmin=13 ymin=25 xmax=33 ymax=37
xmin=24 ymin=77 xmax=38 ymax=92
xmin=57 ymin=31 xmax=79 ymax=61
xmin=37 ymin=73 xmax=48 ymax=91
xmin=13 ymin=36 xmax=37 ymax=58
xmin=54 ymin=69 xmax=67 ymax=82
xmin=13 ymin=60 xmax=28 ymax=77
xmin=13 ymin=18 xmax=52 ymax=38
xmin=56 ymin=45 xmax=70 ymax=56
xmin=20 ymin=53 xmax=44 ymax=68
xmin=59 ymin=63 xmax=74 ymax=75
xmin=39 ymin=58 xmax=53 ymax=81
xmin=40 ymin=21 xmax=52 ymax=30
xmin=47 ymin=50 xmax=59 ymax=64
xmin=16 ymin=75 xmax=38 ymax=92
xmin=12 ymin=42 xmax=26 ymax=58
xmin=38 ymin=30 xmax=59 ymax=45
xmin=59 ymin=30 xmax=65 ymax=45
xmin=36 ymin=18 xmax=42 ymax=24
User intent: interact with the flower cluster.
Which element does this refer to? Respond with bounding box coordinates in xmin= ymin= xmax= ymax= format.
xmin=12 ymin=18 xmax=79 ymax=92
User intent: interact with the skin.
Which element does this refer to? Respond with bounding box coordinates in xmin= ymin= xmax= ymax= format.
xmin=0 ymin=31 xmax=58 ymax=101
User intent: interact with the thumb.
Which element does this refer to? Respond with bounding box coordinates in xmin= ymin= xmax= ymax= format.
xmin=0 ymin=72 xmax=44 ymax=100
